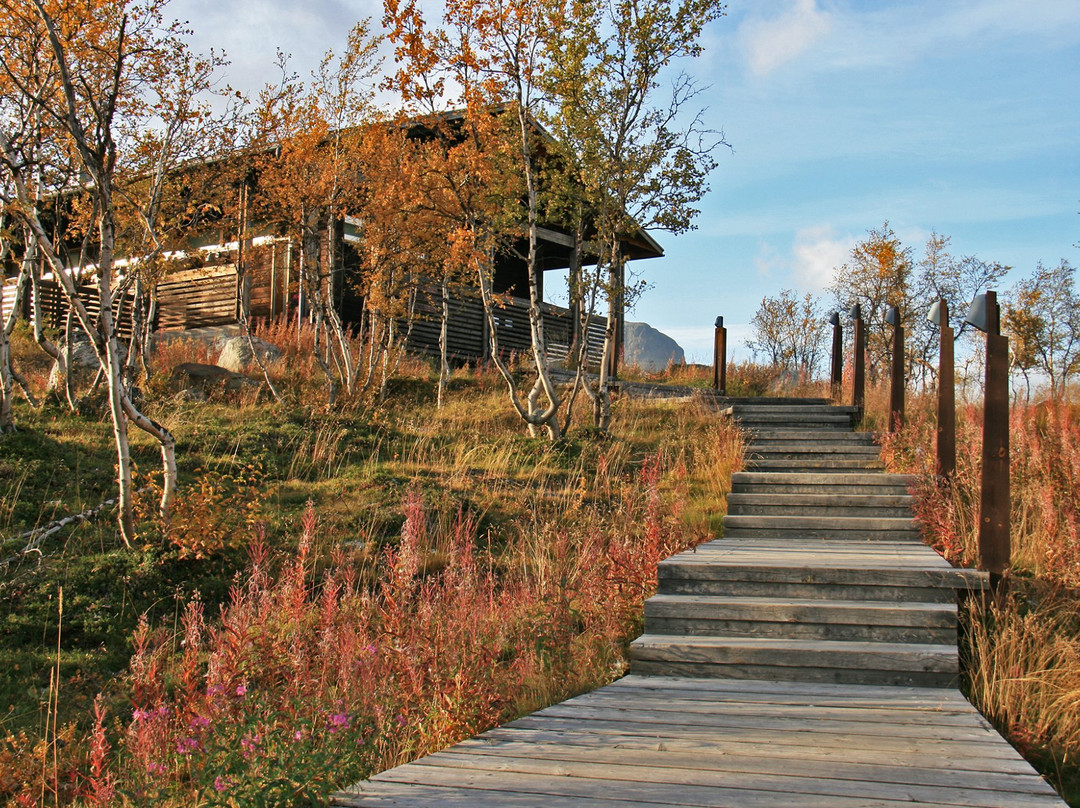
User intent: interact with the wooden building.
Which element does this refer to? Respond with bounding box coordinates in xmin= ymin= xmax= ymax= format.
xmin=3 ymin=115 xmax=664 ymax=370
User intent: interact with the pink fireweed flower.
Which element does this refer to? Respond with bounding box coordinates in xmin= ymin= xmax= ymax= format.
xmin=146 ymin=762 xmax=166 ymax=776
xmin=329 ymin=713 xmax=350 ymax=733
xmin=176 ymin=736 xmax=200 ymax=755
xmin=235 ymin=683 xmax=248 ymax=697
xmin=189 ymin=716 xmax=211 ymax=730
xmin=214 ymin=775 xmax=231 ymax=792
xmin=240 ymin=733 xmax=260 ymax=758
xmin=132 ymin=708 xmax=150 ymax=722
xmin=294 ymin=729 xmax=304 ymax=742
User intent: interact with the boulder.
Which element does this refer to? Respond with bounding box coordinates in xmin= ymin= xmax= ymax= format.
xmin=47 ymin=329 xmax=121 ymax=392
xmin=623 ymin=321 xmax=685 ymax=372
xmin=170 ymin=362 xmax=257 ymax=395
xmin=216 ymin=336 xmax=281 ymax=373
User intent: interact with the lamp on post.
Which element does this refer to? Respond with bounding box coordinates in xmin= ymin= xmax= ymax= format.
xmin=829 ymin=312 xmax=843 ymax=398
xmin=885 ymin=305 xmax=905 ymax=431
xmin=966 ymin=290 xmax=1010 ymax=593
xmin=849 ymin=304 xmax=865 ymax=417
xmin=927 ymin=299 xmax=955 ymax=480
xmin=713 ymin=316 xmax=727 ymax=395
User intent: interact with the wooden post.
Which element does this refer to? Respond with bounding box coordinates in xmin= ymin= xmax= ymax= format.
xmin=978 ymin=291 xmax=1010 ymax=590
xmin=713 ymin=316 xmax=727 ymax=395
xmin=607 ymin=314 xmax=619 ymax=381
xmin=888 ymin=306 xmax=905 ymax=432
xmin=934 ymin=299 xmax=956 ymax=480
xmin=830 ymin=314 xmax=843 ymax=398
xmin=852 ymin=308 xmax=865 ymax=417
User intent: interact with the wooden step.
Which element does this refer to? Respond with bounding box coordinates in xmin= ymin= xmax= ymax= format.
xmin=727 ymin=492 xmax=915 ymax=518
xmin=643 ymin=594 xmax=957 ymax=644
xmin=747 ymin=446 xmax=884 ymax=460
xmin=737 ymin=418 xmax=854 ymax=431
xmin=657 ymin=540 xmax=985 ymax=603
xmin=722 ymin=514 xmax=920 ymax=541
xmin=629 ymin=635 xmax=959 ymax=688
xmin=745 ymin=457 xmax=887 ymax=472
xmin=731 ymin=404 xmax=859 ymax=416
xmin=747 ymin=431 xmax=876 ymax=444
xmin=731 ymin=472 xmax=914 ymax=495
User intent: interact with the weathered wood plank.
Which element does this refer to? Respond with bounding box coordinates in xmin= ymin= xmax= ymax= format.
xmin=447 ymin=736 xmax=1055 ymax=795
xmin=368 ymin=762 xmax=1063 ymax=808
xmin=522 ymin=703 xmax=1002 ymax=742
xmin=406 ymin=749 xmax=1060 ymax=807
xmin=468 ymin=725 xmax=1039 ymax=775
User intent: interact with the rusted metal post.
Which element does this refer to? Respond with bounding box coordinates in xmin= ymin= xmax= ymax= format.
xmin=850 ymin=304 xmax=865 ymax=417
xmin=829 ymin=312 xmax=843 ymax=398
xmin=886 ymin=305 xmax=904 ymax=431
xmin=713 ymin=316 xmax=727 ymax=395
xmin=966 ymin=290 xmax=1010 ymax=592
xmin=928 ymin=299 xmax=955 ymax=480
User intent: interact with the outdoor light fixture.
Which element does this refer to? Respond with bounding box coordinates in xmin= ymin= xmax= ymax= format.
xmin=927 ymin=299 xmax=948 ymax=328
xmin=848 ymin=303 xmax=862 ymax=321
xmin=713 ymin=316 xmax=727 ymax=395
xmin=967 ymin=290 xmax=1010 ymax=592
xmin=829 ymin=312 xmax=840 ymax=326
xmin=927 ymin=299 xmax=955 ymax=480
xmin=885 ymin=305 xmax=900 ymax=327
xmin=965 ymin=293 xmax=991 ymax=333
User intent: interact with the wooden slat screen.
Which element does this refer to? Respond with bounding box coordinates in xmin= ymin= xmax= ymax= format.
xmin=13 ymin=277 xmax=135 ymax=339
xmin=155 ymin=264 xmax=238 ymax=331
xmin=404 ymin=287 xmax=606 ymax=368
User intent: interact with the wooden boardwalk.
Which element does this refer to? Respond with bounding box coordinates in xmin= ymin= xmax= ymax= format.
xmin=333 ymin=676 xmax=1064 ymax=806
xmin=332 ymin=400 xmax=1067 ymax=806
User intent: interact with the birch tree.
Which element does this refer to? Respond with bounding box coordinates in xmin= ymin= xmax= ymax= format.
xmin=544 ymin=0 xmax=726 ymax=430
xmin=1003 ymin=260 xmax=1080 ymax=398
xmin=252 ymin=24 xmax=387 ymax=405
xmin=385 ymin=0 xmax=560 ymax=433
xmin=0 ymin=0 xmax=215 ymax=544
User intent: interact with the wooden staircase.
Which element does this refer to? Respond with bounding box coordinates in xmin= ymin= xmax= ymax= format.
xmin=631 ymin=398 xmax=986 ymax=687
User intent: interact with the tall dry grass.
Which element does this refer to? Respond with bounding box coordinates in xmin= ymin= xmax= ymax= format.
xmin=877 ymin=388 xmax=1080 ymax=801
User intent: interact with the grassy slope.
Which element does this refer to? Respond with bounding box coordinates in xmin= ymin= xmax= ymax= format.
xmin=0 ymin=329 xmax=744 ymax=803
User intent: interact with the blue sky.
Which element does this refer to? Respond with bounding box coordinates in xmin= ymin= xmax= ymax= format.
xmin=172 ymin=0 xmax=1080 ymax=362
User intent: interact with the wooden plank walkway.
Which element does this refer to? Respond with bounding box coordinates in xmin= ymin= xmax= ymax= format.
xmin=333 ymin=676 xmax=1064 ymax=806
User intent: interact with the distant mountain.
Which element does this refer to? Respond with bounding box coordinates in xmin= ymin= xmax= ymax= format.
xmin=624 ymin=321 xmax=685 ymax=371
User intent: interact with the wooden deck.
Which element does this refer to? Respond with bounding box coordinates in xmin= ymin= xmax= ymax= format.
xmin=333 ymin=676 xmax=1064 ymax=807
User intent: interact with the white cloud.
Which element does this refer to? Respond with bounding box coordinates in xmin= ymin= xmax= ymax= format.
xmin=791 ymin=225 xmax=850 ymax=293
xmin=738 ymin=0 xmax=833 ymax=77
xmin=754 ymin=241 xmax=785 ymax=279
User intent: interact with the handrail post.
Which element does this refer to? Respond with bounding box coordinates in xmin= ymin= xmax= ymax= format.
xmin=930 ymin=299 xmax=956 ymax=480
xmin=851 ymin=305 xmax=865 ymax=419
xmin=965 ymin=290 xmax=1010 ymax=595
xmin=713 ymin=316 xmax=727 ymax=395
xmin=887 ymin=305 xmax=904 ymax=432
xmin=829 ymin=313 xmax=843 ymax=400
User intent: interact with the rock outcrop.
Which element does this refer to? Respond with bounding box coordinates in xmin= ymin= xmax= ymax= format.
xmin=623 ymin=321 xmax=684 ymax=372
